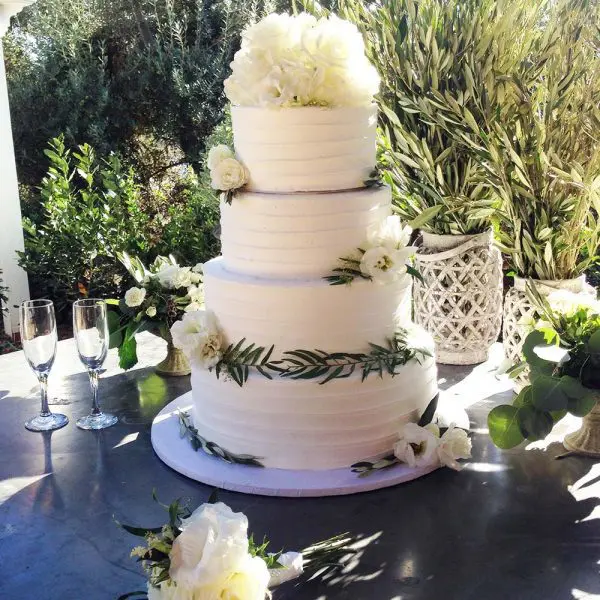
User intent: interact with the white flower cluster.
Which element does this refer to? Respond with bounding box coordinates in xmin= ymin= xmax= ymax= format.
xmin=360 ymin=216 xmax=416 ymax=284
xmin=148 ymin=502 xmax=270 ymax=600
xmin=224 ymin=12 xmax=380 ymax=108
xmin=170 ymin=309 xmax=224 ymax=369
xmin=208 ymin=144 xmax=249 ymax=193
xmin=393 ymin=422 xmax=472 ymax=471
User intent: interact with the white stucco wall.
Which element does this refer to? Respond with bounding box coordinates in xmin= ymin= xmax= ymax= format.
xmin=0 ymin=2 xmax=33 ymax=335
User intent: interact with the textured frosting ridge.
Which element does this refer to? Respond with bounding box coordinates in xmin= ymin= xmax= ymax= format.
xmin=203 ymin=257 xmax=412 ymax=360
xmin=191 ymin=354 xmax=437 ymax=470
xmin=220 ymin=186 xmax=392 ymax=278
xmin=231 ymin=105 xmax=377 ymax=193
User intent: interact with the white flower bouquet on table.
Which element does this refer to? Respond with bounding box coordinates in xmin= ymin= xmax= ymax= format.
xmin=108 ymin=253 xmax=205 ymax=370
xmin=224 ymin=12 xmax=380 ymax=108
xmin=117 ymin=492 xmax=356 ymax=600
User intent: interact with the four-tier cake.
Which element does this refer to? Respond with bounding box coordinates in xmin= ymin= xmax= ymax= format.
xmin=172 ymin=13 xmax=438 ymax=471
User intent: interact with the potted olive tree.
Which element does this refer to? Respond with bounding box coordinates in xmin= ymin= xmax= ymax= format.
xmin=311 ymin=0 xmax=542 ymax=365
xmin=467 ymin=1 xmax=599 ymax=385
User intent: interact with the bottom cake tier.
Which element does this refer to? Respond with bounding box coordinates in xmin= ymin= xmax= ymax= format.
xmin=190 ymin=353 xmax=438 ymax=470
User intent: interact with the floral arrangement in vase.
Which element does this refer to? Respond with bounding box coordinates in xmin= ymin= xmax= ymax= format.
xmin=108 ymin=253 xmax=204 ymax=372
xmin=489 ymin=286 xmax=600 ymax=453
xmin=118 ymin=491 xmax=355 ymax=600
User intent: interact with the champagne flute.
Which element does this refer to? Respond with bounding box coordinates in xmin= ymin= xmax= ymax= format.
xmin=73 ymin=299 xmax=118 ymax=430
xmin=20 ymin=299 xmax=69 ymax=431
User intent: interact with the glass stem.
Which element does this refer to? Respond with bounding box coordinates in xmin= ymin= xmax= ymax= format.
xmin=38 ymin=373 xmax=50 ymax=417
xmin=89 ymin=370 xmax=101 ymax=416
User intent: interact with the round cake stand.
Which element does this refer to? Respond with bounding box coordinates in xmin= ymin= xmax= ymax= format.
xmin=151 ymin=392 xmax=468 ymax=498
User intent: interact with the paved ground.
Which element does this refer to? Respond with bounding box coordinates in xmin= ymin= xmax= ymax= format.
xmin=0 ymin=334 xmax=599 ymax=600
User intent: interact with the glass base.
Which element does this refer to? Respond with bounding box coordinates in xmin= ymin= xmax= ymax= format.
xmin=25 ymin=413 xmax=69 ymax=432
xmin=76 ymin=412 xmax=118 ymax=430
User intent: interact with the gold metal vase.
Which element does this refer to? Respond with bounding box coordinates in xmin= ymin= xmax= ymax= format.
xmin=154 ymin=332 xmax=191 ymax=377
xmin=563 ymin=396 xmax=600 ymax=457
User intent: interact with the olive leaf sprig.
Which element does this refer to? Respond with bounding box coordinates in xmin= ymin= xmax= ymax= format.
xmin=179 ymin=411 xmax=264 ymax=467
xmin=269 ymin=331 xmax=429 ymax=384
xmin=214 ymin=338 xmax=275 ymax=387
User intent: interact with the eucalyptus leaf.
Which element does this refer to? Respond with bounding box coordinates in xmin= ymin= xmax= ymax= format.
xmin=517 ymin=406 xmax=553 ymax=441
xmin=568 ymin=394 xmax=598 ymax=418
xmin=488 ymin=405 xmax=524 ymax=449
xmin=531 ymin=375 xmax=569 ymax=412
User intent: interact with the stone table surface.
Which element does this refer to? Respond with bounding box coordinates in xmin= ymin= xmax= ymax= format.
xmin=0 ymin=334 xmax=599 ymax=600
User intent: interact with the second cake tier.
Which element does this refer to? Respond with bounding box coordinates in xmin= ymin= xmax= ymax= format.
xmin=220 ymin=186 xmax=391 ymax=279
xmin=204 ymin=257 xmax=413 ymax=361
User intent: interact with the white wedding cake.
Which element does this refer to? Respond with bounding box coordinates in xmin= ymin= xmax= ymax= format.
xmin=172 ymin=13 xmax=438 ymax=471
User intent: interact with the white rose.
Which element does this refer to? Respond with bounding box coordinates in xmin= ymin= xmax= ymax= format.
xmin=360 ymin=246 xmax=409 ymax=283
xmin=124 ymin=286 xmax=146 ymax=307
xmin=368 ymin=216 xmax=413 ymax=250
xmin=211 ymin=157 xmax=249 ymax=191
xmin=147 ymin=581 xmax=189 ymax=600
xmin=302 ymin=14 xmax=365 ymax=69
xmin=268 ymin=551 xmax=304 ymax=587
xmin=393 ymin=422 xmax=440 ymax=468
xmin=157 ymin=265 xmax=193 ymax=289
xmin=437 ymin=424 xmax=472 ymax=471
xmin=220 ymin=555 xmax=270 ymax=600
xmin=184 ymin=302 xmax=203 ymax=313
xmin=207 ymin=144 xmax=234 ymax=170
xmin=187 ymin=284 xmax=204 ymax=304
xmin=169 ymin=502 xmax=250 ymax=590
xmin=146 ymin=306 xmax=157 ymax=318
xmin=170 ymin=309 xmax=224 ymax=369
xmin=192 ymin=263 xmax=204 ymax=274
xmin=241 ymin=12 xmax=293 ymax=55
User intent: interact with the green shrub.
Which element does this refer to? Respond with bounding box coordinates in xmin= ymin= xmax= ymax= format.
xmin=18 ymin=136 xmax=151 ymax=317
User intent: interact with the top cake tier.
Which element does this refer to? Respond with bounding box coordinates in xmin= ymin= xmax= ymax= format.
xmin=231 ymin=105 xmax=377 ymax=193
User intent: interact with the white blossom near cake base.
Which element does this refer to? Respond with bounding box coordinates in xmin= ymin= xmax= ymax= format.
xmin=124 ymin=286 xmax=146 ymax=307
xmin=170 ymin=309 xmax=224 ymax=369
xmin=436 ymin=424 xmax=472 ymax=471
xmin=392 ymin=422 xmax=440 ymax=468
xmin=186 ymin=284 xmax=205 ymax=305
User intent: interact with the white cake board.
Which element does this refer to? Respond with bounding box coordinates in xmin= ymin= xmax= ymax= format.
xmin=151 ymin=392 xmax=468 ymax=498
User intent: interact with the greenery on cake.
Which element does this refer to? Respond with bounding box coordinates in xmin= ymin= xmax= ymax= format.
xmin=178 ymin=411 xmax=264 ymax=467
xmin=224 ymin=12 xmax=379 ymax=108
xmin=170 ymin=309 xmax=431 ymax=388
xmin=325 ymin=215 xmax=420 ymax=285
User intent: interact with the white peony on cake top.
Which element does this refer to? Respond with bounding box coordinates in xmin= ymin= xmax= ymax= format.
xmin=224 ymin=12 xmax=379 ymax=108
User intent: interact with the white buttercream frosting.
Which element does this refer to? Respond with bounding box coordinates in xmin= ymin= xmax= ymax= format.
xmin=191 ymin=353 xmax=437 ymax=470
xmin=203 ymin=257 xmax=413 ymax=360
xmin=231 ymin=105 xmax=377 ymax=192
xmin=220 ymin=186 xmax=392 ymax=279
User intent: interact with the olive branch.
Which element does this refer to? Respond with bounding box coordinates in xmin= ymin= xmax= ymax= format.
xmin=211 ymin=331 xmax=430 ymax=387
xmin=178 ymin=411 xmax=264 ymax=467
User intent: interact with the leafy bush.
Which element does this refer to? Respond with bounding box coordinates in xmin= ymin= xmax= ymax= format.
xmin=4 ymin=0 xmax=286 ymax=188
xmin=0 ymin=271 xmax=8 ymax=315
xmin=18 ymin=136 xmax=151 ymax=316
xmin=19 ymin=134 xmax=223 ymax=321
xmin=309 ymin=0 xmax=544 ymax=235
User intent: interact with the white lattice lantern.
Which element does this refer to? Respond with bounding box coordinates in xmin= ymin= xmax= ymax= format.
xmin=1 ymin=1 xmax=34 ymax=335
xmin=414 ymin=229 xmax=503 ymax=365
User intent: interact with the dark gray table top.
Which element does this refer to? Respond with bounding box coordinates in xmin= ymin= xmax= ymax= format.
xmin=1 ymin=334 xmax=599 ymax=600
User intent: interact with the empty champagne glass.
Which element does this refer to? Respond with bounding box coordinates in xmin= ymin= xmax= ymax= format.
xmin=73 ymin=299 xmax=118 ymax=430
xmin=20 ymin=299 xmax=69 ymax=431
